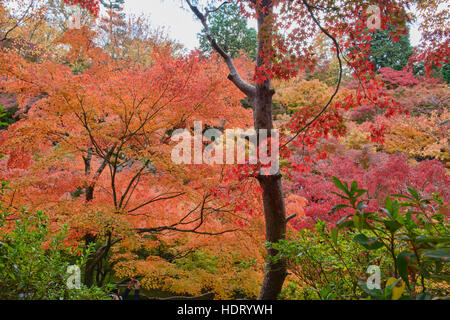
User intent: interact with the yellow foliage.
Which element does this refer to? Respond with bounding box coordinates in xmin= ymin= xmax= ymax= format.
xmin=340 ymin=122 xmax=374 ymax=151
xmin=286 ymin=195 xmax=307 ymax=218
xmin=273 ymin=79 xmax=331 ymax=113
xmin=112 ymin=239 xmax=264 ymax=299
xmin=383 ymin=111 xmax=449 ymax=166
xmin=386 ymin=278 xmax=406 ymax=300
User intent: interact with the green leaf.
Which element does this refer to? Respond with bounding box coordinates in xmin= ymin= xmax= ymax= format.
xmin=336 ymin=215 xmax=350 ymax=226
xmin=384 ymin=196 xmax=400 ymax=219
xmin=331 ymin=191 xmax=349 ymax=200
xmin=8 ymin=271 xmax=16 ymax=281
xmin=383 ymin=220 xmax=402 ymax=233
xmin=392 ymin=194 xmax=411 ymax=200
xmin=407 ymin=187 xmax=420 ymax=200
xmin=330 ymin=204 xmax=350 ymax=213
xmin=337 ymin=220 xmax=354 ymax=230
xmin=385 ymin=196 xmax=393 ymax=212
xmin=384 ymin=278 xmax=400 ymax=299
xmin=415 ymin=236 xmax=450 ymax=244
xmin=351 ymin=181 xmax=358 ymax=194
xmin=332 ymin=176 xmax=348 ymax=194
xmin=422 ymin=249 xmax=450 ymax=263
xmin=353 ymin=233 xmax=384 ymax=250
xmin=354 ymin=189 xmax=367 ymax=198
xmin=397 ymin=251 xmax=415 ymax=285
xmin=403 ymin=211 xmax=417 ymax=230
xmin=359 ymin=282 xmax=383 ymax=299
xmin=331 ymin=228 xmax=338 ymax=245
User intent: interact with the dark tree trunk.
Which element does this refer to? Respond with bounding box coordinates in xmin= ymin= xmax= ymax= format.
xmin=258 ymin=175 xmax=287 ymax=299
xmin=84 ymin=232 xmax=113 ymax=287
xmin=186 ymin=0 xmax=288 ymax=300
xmin=83 ymin=233 xmax=97 ymax=287
xmin=253 ymin=85 xmax=288 ymax=300
xmin=254 ymin=2 xmax=288 ymax=300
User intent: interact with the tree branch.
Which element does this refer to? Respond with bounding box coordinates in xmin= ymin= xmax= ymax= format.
xmin=185 ymin=0 xmax=256 ymax=98
xmin=134 ymin=193 xmax=237 ymax=236
xmin=280 ymin=0 xmax=343 ymax=150
xmin=286 ymin=214 xmax=296 ymax=222
xmin=127 ymin=192 xmax=186 ymax=213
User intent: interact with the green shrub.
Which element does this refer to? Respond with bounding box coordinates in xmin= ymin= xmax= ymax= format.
xmin=270 ymin=221 xmax=390 ymax=300
xmin=270 ymin=178 xmax=449 ymax=300
xmin=0 ymin=190 xmax=110 ymax=300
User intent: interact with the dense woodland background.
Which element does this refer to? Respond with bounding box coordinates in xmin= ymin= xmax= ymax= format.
xmin=0 ymin=0 xmax=448 ymax=300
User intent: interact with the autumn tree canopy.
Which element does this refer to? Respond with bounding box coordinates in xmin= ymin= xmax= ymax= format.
xmin=0 ymin=0 xmax=448 ymax=302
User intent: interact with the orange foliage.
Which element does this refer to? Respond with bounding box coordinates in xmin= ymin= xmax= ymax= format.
xmin=0 ymin=28 xmax=268 ymax=295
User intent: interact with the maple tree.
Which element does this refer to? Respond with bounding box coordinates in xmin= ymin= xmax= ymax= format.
xmin=97 ymin=10 xmax=181 ymax=65
xmin=0 ymin=1 xmax=47 ymax=62
xmin=52 ymin=0 xmax=448 ymax=299
xmin=381 ymin=111 xmax=449 ymax=166
xmin=98 ymin=0 xmax=126 ymax=60
xmin=0 ymin=1 xmax=45 ymax=42
xmin=0 ymin=24 xmax=261 ymax=288
xmin=0 ymin=0 xmax=448 ymax=301
xmin=379 ymin=67 xmax=419 ymax=88
xmin=62 ymin=0 xmax=448 ymax=299
xmin=389 ymin=76 xmax=449 ymax=116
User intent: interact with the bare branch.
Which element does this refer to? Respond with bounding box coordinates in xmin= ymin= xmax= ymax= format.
xmin=1 ymin=0 xmax=36 ymax=41
xmin=135 ymin=226 xmax=237 ymax=236
xmin=118 ymin=160 xmax=150 ymax=209
xmin=185 ymin=0 xmax=256 ymax=98
xmin=127 ymin=192 xmax=186 ymax=213
xmin=286 ymin=214 xmax=296 ymax=222
xmin=134 ymin=193 xmax=237 ymax=236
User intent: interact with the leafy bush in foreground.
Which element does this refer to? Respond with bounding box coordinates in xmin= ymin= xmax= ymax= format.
xmin=271 ymin=178 xmax=449 ymax=300
xmin=0 ymin=186 xmax=110 ymax=300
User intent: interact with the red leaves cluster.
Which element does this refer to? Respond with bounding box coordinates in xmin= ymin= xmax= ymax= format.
xmin=63 ymin=0 xmax=100 ymax=16
xmin=379 ymin=67 xmax=419 ymax=88
xmin=288 ymin=147 xmax=449 ymax=229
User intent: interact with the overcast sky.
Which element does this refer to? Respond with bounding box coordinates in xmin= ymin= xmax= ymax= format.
xmin=122 ymin=0 xmax=201 ymax=50
xmin=121 ymin=0 xmax=421 ymax=51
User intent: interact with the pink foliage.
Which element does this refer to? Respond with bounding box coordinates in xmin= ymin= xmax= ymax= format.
xmin=392 ymin=81 xmax=449 ymax=115
xmin=288 ymin=147 xmax=449 ymax=229
xmin=379 ymin=67 xmax=419 ymax=88
xmin=349 ymin=104 xmax=377 ymax=123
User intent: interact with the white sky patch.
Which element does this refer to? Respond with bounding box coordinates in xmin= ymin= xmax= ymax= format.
xmin=122 ymin=0 xmax=201 ymax=50
xmin=120 ymin=0 xmax=421 ymax=50
xmin=409 ymin=23 xmax=421 ymax=46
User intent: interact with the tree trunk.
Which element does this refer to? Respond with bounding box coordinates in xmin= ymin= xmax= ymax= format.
xmin=257 ymin=175 xmax=288 ymax=299
xmin=254 ymin=85 xmax=288 ymax=300
xmin=255 ymin=2 xmax=288 ymax=300
xmin=83 ymin=233 xmax=97 ymax=287
xmin=185 ymin=0 xmax=288 ymax=300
